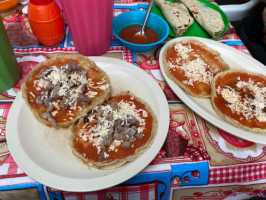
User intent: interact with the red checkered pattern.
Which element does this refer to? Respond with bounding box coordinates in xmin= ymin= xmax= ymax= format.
xmin=0 ymin=103 xmax=11 ymax=153
xmin=0 ymin=104 xmax=29 ymax=187
xmin=0 ymin=103 xmax=11 ymax=119
xmin=13 ymin=47 xmax=76 ymax=54
xmin=14 ymin=46 xmax=134 ymax=63
xmin=61 ymin=182 xmax=157 ymax=200
xmin=0 ymin=103 xmax=26 ymax=178
xmin=209 ymin=163 xmax=266 ymax=184
xmin=0 ymin=155 xmax=26 ymax=178
xmin=109 ymin=46 xmax=134 ymax=63
xmin=0 ymin=103 xmax=26 ymax=181
xmin=0 ymin=103 xmax=11 ymax=155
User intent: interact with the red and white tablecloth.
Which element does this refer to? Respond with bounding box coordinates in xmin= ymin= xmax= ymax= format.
xmin=1 ymin=1 xmax=266 ymax=200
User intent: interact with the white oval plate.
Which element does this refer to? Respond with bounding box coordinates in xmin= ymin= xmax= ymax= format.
xmin=6 ymin=57 xmax=169 ymax=192
xmin=159 ymin=37 xmax=266 ymax=144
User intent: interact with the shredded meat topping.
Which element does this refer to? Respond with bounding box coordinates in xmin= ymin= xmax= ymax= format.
xmin=35 ymin=61 xmax=91 ymax=125
xmin=81 ymin=100 xmax=144 ymax=161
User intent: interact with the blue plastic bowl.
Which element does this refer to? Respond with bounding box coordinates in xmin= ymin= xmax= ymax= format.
xmin=112 ymin=10 xmax=169 ymax=53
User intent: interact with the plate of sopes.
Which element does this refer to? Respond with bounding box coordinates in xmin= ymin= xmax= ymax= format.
xmin=152 ymin=0 xmax=229 ymax=39
xmin=6 ymin=56 xmax=169 ymax=191
xmin=159 ymin=37 xmax=266 ymax=144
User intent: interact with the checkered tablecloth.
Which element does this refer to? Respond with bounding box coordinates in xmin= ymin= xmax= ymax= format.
xmin=61 ymin=182 xmax=158 ymax=200
xmin=209 ymin=163 xmax=266 ymax=185
xmin=1 ymin=1 xmax=266 ymax=200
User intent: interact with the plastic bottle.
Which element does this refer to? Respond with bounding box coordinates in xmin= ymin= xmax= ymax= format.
xmin=0 ymin=17 xmax=21 ymax=92
xmin=28 ymin=0 xmax=65 ymax=46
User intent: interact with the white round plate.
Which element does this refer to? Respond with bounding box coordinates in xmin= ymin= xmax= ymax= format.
xmin=159 ymin=37 xmax=266 ymax=144
xmin=6 ymin=57 xmax=169 ymax=192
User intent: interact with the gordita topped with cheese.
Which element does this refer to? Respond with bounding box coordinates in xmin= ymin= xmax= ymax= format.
xmin=211 ymin=70 xmax=266 ymax=133
xmin=72 ymin=92 xmax=157 ymax=169
xmin=21 ymin=55 xmax=111 ymax=128
xmin=162 ymin=39 xmax=229 ymax=98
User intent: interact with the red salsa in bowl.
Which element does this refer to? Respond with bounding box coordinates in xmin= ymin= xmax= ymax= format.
xmin=119 ymin=25 xmax=159 ymax=44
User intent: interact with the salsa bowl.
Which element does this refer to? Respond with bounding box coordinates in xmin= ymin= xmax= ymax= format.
xmin=112 ymin=10 xmax=169 ymax=52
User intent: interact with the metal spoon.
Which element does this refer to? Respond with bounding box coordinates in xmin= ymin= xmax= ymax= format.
xmin=135 ymin=0 xmax=155 ymax=38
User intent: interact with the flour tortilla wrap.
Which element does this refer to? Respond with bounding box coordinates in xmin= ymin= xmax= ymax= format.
xmin=180 ymin=0 xmax=224 ymax=37
xmin=155 ymin=0 xmax=193 ymax=36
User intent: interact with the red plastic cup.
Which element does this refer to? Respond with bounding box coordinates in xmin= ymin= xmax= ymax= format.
xmin=60 ymin=0 xmax=114 ymax=56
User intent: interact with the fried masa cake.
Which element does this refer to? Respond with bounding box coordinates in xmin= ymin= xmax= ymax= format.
xmin=72 ymin=93 xmax=158 ymax=169
xmin=162 ymin=39 xmax=229 ymax=98
xmin=211 ymin=70 xmax=266 ymax=133
xmin=21 ymin=55 xmax=111 ymax=128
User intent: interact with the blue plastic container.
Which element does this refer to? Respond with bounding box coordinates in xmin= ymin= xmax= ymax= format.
xmin=112 ymin=10 xmax=169 ymax=52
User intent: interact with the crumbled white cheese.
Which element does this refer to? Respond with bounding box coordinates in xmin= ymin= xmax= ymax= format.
xmin=52 ymin=101 xmax=60 ymax=110
xmin=96 ymin=78 xmax=107 ymax=85
xmin=68 ymin=110 xmax=74 ymax=116
xmin=99 ymin=84 xmax=110 ymax=90
xmin=86 ymin=91 xmax=98 ymax=98
xmin=168 ymin=56 xmax=215 ymax=86
xmin=103 ymin=152 xmax=110 ymax=159
xmin=51 ymin=110 xmax=58 ymax=117
xmin=137 ymin=127 xmax=144 ymax=133
xmin=108 ymin=140 xmax=122 ymax=151
xmin=46 ymin=66 xmax=68 ymax=85
xmin=29 ymin=92 xmax=35 ymax=97
xmin=92 ymin=137 xmax=103 ymax=154
xmin=174 ymin=43 xmax=192 ymax=60
xmin=139 ymin=109 xmax=148 ymax=117
xmin=79 ymin=99 xmax=148 ymax=155
xmin=33 ymin=63 xmax=109 ymax=121
xmin=218 ymin=78 xmax=266 ymax=122
xmin=168 ymin=43 xmax=218 ymax=86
